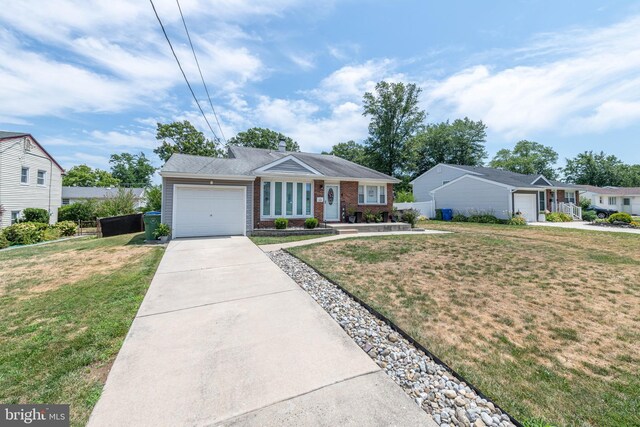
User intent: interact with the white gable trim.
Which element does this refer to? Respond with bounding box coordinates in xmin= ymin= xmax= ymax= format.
xmin=430 ymin=174 xmax=515 ymax=194
xmin=255 ymin=155 xmax=322 ymax=175
xmin=530 ymin=175 xmax=552 ymax=186
xmin=410 ymin=163 xmax=481 ymax=184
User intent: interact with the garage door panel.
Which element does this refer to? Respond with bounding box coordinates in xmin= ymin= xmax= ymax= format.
xmin=514 ymin=193 xmax=537 ymax=223
xmin=174 ymin=186 xmax=245 ymax=238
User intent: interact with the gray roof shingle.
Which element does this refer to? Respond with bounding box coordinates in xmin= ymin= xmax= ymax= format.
xmin=160 ymin=146 xmax=399 ymax=182
xmin=445 ymin=164 xmax=579 ymax=188
xmin=62 ymin=187 xmax=145 ymax=199
xmin=0 ymin=131 xmax=29 ymax=139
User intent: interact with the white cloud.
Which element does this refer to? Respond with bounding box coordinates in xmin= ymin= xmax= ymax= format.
xmin=424 ymin=15 xmax=640 ymax=138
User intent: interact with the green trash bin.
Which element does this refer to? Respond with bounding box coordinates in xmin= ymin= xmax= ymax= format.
xmin=143 ymin=211 xmax=161 ymax=241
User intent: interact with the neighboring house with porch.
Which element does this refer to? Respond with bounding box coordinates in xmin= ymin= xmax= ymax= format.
xmin=62 ymin=186 xmax=147 ymax=209
xmin=411 ymin=164 xmax=582 ymax=222
xmin=578 ymin=185 xmax=640 ymax=215
xmin=159 ymin=143 xmax=398 ymax=238
xmin=0 ymin=131 xmax=64 ymax=228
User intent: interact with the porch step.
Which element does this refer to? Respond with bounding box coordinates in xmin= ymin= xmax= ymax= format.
xmin=336 ymin=228 xmax=359 ymax=235
xmin=327 ymin=222 xmax=412 ymax=233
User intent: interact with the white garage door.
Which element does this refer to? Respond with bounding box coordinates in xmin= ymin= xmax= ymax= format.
xmin=173 ymin=186 xmax=245 ymax=238
xmin=513 ymin=193 xmax=537 ymax=222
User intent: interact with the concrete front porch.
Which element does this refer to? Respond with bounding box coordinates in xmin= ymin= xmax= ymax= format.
xmin=327 ymin=222 xmax=413 ymax=234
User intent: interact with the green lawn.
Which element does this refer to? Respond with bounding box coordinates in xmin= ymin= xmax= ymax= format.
xmin=249 ymin=234 xmax=327 ymax=245
xmin=289 ymin=222 xmax=640 ymax=427
xmin=0 ymin=233 xmax=164 ymax=426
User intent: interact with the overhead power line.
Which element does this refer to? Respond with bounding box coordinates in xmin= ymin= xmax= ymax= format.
xmin=175 ymin=0 xmax=227 ymax=144
xmin=148 ymin=0 xmax=221 ymax=143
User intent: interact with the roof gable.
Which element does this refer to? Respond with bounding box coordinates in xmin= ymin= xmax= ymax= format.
xmin=0 ymin=132 xmax=64 ymax=172
xmin=531 ymin=175 xmax=552 ymax=186
xmin=255 ymin=155 xmax=321 ymax=176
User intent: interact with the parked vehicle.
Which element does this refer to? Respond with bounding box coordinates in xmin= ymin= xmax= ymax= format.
xmin=587 ymin=205 xmax=618 ymax=219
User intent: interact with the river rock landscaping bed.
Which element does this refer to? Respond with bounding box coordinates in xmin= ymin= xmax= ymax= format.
xmin=268 ymin=250 xmax=516 ymax=427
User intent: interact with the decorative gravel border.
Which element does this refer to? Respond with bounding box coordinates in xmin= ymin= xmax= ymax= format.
xmin=268 ymin=250 xmax=520 ymax=427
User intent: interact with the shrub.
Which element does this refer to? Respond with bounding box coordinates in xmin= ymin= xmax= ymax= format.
xmin=608 ymin=212 xmax=632 ymax=224
xmin=630 ymin=221 xmax=640 ymax=228
xmin=395 ymin=190 xmax=415 ymax=203
xmin=401 ymin=208 xmax=419 ymax=228
xmin=21 ymin=208 xmax=50 ymax=223
xmin=154 ymin=223 xmax=171 ymax=238
xmin=582 ymin=210 xmax=597 ymax=222
xmin=55 ymin=221 xmax=78 ymax=236
xmin=95 ymin=188 xmax=137 ymax=218
xmin=507 ymin=215 xmax=527 ymax=226
xmin=579 ymin=198 xmax=591 ymax=211
xmin=363 ymin=210 xmax=377 ymax=223
xmin=304 ymin=218 xmax=318 ymax=229
xmin=546 ymin=212 xmax=572 ymax=222
xmin=145 ymin=185 xmax=162 ymax=212
xmin=435 ymin=209 xmax=443 ymax=220
xmin=468 ymin=214 xmax=501 ymax=224
xmin=2 ymin=223 xmax=44 ymax=245
xmin=452 ymin=214 xmax=467 ymax=222
xmin=58 ymin=200 xmax=98 ymax=221
xmin=43 ymin=227 xmax=61 ymax=241
xmin=0 ymin=233 xmax=9 ymax=249
xmin=274 ymin=218 xmax=288 ymax=229
xmin=559 ymin=213 xmax=573 ymax=222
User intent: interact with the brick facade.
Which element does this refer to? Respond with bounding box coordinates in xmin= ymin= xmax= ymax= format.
xmin=253 ymin=178 xmax=394 ymax=229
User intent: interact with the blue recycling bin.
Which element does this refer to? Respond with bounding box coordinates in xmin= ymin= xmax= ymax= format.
xmin=442 ymin=208 xmax=453 ymax=221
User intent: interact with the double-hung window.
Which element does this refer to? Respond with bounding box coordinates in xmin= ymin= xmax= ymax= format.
xmin=11 ymin=211 xmax=20 ymax=224
xmin=262 ymin=180 xmax=313 ymax=218
xmin=358 ymin=184 xmax=387 ymax=205
xmin=608 ymin=196 xmax=617 ymax=205
xmin=37 ymin=170 xmax=46 ymax=186
xmin=564 ymin=191 xmax=576 ymax=204
xmin=20 ymin=167 xmax=29 ymax=184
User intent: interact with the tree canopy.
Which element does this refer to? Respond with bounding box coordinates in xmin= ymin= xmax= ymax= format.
xmin=489 ymin=140 xmax=559 ymax=180
xmin=410 ymin=118 xmax=487 ymax=176
xmin=323 ymin=140 xmax=368 ymax=166
xmin=362 ymin=81 xmax=426 ymax=177
xmin=109 ymin=152 xmax=156 ymax=187
xmin=62 ymin=164 xmax=120 ymax=187
xmin=154 ymin=120 xmax=223 ymax=162
xmin=227 ymin=127 xmax=299 ymax=151
xmin=563 ymin=151 xmax=640 ymax=186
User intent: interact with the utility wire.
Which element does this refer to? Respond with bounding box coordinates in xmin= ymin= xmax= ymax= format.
xmin=149 ymin=0 xmax=221 ymax=143
xmin=175 ymin=0 xmax=227 ymax=144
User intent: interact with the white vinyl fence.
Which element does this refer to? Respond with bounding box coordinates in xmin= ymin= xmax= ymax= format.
xmin=394 ymin=201 xmax=435 ymax=218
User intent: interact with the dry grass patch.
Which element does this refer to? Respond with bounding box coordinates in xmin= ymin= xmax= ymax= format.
xmin=290 ymin=223 xmax=640 ymax=426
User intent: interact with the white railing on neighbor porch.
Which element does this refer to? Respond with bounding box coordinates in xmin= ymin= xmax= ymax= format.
xmin=394 ymin=201 xmax=435 ymax=218
xmin=558 ymin=202 xmax=582 ymax=220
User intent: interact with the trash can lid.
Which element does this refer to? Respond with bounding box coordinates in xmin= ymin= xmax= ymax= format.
xmin=144 ymin=211 xmax=161 ymax=216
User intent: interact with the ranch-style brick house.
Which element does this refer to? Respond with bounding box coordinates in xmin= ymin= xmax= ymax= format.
xmin=159 ymin=143 xmax=399 ymax=238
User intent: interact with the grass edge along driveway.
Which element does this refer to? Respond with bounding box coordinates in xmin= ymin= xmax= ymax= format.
xmin=288 ymin=223 xmax=640 ymax=427
xmin=0 ymin=233 xmax=164 ymax=426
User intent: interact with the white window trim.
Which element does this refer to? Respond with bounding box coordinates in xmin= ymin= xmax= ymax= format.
xmin=20 ymin=167 xmax=29 ymax=185
xmin=358 ymin=183 xmax=387 ymax=206
xmin=261 ymin=179 xmax=314 ymax=219
xmin=11 ymin=211 xmax=21 ymax=224
xmin=37 ymin=170 xmax=47 ymax=186
xmin=565 ymin=190 xmax=576 ymax=203
xmin=608 ymin=196 xmax=617 ymax=205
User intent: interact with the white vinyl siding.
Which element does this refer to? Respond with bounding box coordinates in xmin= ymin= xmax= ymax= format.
xmin=434 ymin=176 xmax=511 ymax=219
xmin=359 ymin=184 xmax=386 ymax=205
xmin=261 ymin=179 xmax=313 ymax=218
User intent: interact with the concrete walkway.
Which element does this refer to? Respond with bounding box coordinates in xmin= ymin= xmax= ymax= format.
xmin=88 ymin=236 xmax=435 ymax=426
xmin=260 ymin=229 xmax=450 ymax=252
xmin=532 ymin=221 xmax=640 ymax=234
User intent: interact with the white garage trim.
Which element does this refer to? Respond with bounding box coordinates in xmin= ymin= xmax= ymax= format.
xmin=172 ymin=184 xmax=247 ymax=238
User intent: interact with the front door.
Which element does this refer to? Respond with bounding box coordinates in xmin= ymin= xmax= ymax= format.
xmin=622 ymin=198 xmax=632 ymax=213
xmin=324 ymin=184 xmax=340 ymax=221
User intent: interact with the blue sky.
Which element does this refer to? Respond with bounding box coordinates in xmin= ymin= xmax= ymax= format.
xmin=1 ymin=0 xmax=640 ymax=178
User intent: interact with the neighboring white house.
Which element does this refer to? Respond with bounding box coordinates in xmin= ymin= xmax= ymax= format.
xmin=411 ymin=164 xmax=582 ymax=222
xmin=578 ymin=185 xmax=640 ymax=215
xmin=62 ymin=187 xmax=147 ymax=209
xmin=0 ymin=131 xmax=64 ymax=228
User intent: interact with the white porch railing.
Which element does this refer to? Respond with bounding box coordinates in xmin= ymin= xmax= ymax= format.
xmin=558 ymin=202 xmax=582 ymax=220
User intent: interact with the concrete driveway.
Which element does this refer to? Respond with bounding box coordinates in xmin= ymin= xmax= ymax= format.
xmin=88 ymin=236 xmax=434 ymax=426
xmin=532 ymin=221 xmax=640 ymax=234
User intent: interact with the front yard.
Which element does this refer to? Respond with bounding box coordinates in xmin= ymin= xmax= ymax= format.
xmin=0 ymin=234 xmax=164 ymax=426
xmin=288 ymin=222 xmax=640 ymax=427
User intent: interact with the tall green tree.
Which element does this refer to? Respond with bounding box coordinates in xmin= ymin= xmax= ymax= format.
xmin=154 ymin=120 xmax=223 ymax=162
xmin=109 ymin=152 xmax=156 ymax=187
xmin=323 ymin=140 xmax=368 ymax=165
xmin=227 ymin=127 xmax=299 ymax=151
xmin=617 ymin=164 xmax=640 ymax=187
xmin=144 ymin=185 xmax=162 ymax=212
xmin=563 ymin=151 xmax=624 ymax=186
xmin=62 ymin=165 xmax=120 ymax=187
xmin=489 ymin=140 xmax=559 ymax=179
xmin=410 ymin=118 xmax=487 ymax=176
xmin=362 ymin=81 xmax=426 ymax=177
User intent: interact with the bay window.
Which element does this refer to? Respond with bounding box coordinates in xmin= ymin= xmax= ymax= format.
xmin=261 ymin=179 xmax=313 ymax=218
xmin=358 ymin=184 xmax=387 ymax=205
